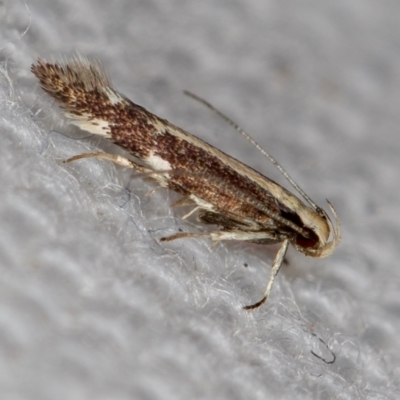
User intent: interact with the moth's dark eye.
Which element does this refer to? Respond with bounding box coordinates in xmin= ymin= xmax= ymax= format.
xmin=296 ymin=229 xmax=319 ymax=248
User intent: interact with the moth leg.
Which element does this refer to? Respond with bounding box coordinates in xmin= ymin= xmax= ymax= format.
xmin=181 ymin=207 xmax=201 ymax=220
xmin=161 ymin=230 xmax=288 ymax=308
xmin=243 ymin=239 xmax=289 ymax=310
xmin=171 ymin=196 xmax=196 ymax=208
xmin=66 ymin=152 xmax=151 ymax=174
xmin=160 ymin=230 xmax=280 ymax=243
xmin=145 ymin=186 xmax=163 ymax=196
xmin=160 ymin=231 xmax=212 ymax=242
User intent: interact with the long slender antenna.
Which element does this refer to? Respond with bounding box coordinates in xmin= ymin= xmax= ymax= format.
xmin=184 ymin=90 xmax=320 ymax=212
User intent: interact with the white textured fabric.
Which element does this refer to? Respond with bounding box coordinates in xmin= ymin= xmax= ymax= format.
xmin=1 ymin=1 xmax=400 ymax=399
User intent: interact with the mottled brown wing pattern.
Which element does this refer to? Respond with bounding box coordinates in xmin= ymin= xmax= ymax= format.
xmin=31 ymin=56 xmax=341 ymax=308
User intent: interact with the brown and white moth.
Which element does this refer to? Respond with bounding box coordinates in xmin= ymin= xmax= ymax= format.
xmin=31 ymin=56 xmax=341 ymax=309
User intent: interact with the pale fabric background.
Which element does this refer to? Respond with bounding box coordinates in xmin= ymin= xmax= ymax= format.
xmin=1 ymin=0 xmax=399 ymax=399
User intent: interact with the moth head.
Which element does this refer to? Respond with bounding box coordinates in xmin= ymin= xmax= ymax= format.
xmin=293 ymin=200 xmax=341 ymax=258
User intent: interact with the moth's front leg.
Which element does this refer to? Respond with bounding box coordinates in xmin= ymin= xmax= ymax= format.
xmin=243 ymin=239 xmax=289 ymax=310
xmin=161 ymin=229 xmax=289 ymax=310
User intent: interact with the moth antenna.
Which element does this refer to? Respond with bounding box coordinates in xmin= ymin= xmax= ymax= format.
xmin=184 ymin=91 xmax=319 ymax=211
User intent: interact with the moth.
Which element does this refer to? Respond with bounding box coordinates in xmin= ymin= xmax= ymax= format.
xmin=31 ymin=56 xmax=341 ymax=309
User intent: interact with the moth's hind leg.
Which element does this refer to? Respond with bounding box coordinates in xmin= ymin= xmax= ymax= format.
xmin=66 ymin=152 xmax=151 ymax=174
